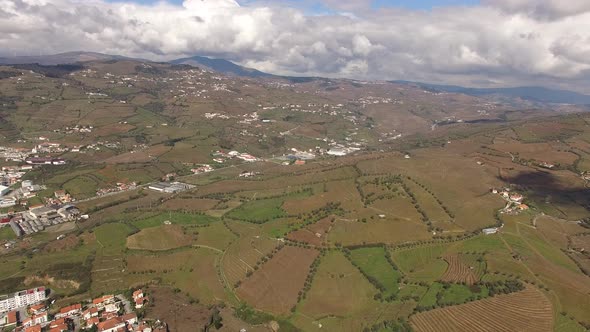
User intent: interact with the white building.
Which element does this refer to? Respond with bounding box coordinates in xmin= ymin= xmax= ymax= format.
xmin=0 ymin=186 xmax=9 ymax=197
xmin=0 ymin=287 xmax=46 ymax=313
xmin=482 ymin=227 xmax=499 ymax=235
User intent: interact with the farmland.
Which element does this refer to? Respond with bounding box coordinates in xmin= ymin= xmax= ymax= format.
xmin=411 ymin=286 xmax=553 ymax=332
xmin=0 ymin=60 xmax=589 ymax=331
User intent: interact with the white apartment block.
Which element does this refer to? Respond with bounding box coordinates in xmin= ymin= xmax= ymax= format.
xmin=0 ymin=287 xmax=46 ymax=313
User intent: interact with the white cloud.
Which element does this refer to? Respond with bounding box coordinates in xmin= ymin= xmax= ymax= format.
xmin=1 ymin=0 xmax=590 ymax=91
xmin=484 ymin=0 xmax=590 ymax=20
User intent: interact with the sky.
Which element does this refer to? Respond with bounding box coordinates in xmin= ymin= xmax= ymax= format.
xmin=1 ymin=0 xmax=590 ymax=92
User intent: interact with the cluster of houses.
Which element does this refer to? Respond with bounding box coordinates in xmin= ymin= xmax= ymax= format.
xmin=0 ymin=165 xmax=32 ymax=186
xmin=60 ymin=125 xmax=93 ymax=134
xmin=212 ymin=150 xmax=258 ymax=163
xmin=96 ymin=182 xmax=138 ymax=197
xmin=491 ymin=187 xmax=529 ymax=214
xmin=0 ymin=146 xmax=34 ymax=162
xmin=238 ymin=171 xmax=260 ymax=178
xmin=33 ymin=143 xmax=68 ymax=155
xmin=0 ymin=287 xmax=164 ymax=332
xmin=191 ymin=165 xmax=214 ymax=175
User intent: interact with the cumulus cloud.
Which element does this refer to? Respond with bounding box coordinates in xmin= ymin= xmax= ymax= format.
xmin=484 ymin=0 xmax=590 ymax=20
xmin=0 ymin=0 xmax=590 ymax=91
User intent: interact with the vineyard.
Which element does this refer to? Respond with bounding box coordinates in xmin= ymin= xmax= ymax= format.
xmin=410 ymin=286 xmax=553 ymax=332
xmin=440 ymin=253 xmax=485 ymax=285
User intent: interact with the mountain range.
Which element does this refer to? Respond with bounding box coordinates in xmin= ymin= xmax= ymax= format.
xmin=1 ymin=51 xmax=590 ymax=105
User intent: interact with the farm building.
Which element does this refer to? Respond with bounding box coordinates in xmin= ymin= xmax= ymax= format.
xmin=148 ymin=182 xmax=194 ymax=194
xmin=482 ymin=227 xmax=499 ymax=235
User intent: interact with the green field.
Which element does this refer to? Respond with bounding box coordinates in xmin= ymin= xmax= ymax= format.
xmin=131 ymin=212 xmax=218 ymax=229
xmin=391 ymin=244 xmax=449 ymax=282
xmin=226 ymin=197 xmax=286 ymax=223
xmin=0 ymin=227 xmax=16 ymax=241
xmin=349 ymin=247 xmax=402 ymax=298
xmin=94 ymin=223 xmax=135 ymax=254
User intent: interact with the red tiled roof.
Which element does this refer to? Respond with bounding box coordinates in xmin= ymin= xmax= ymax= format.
xmin=59 ymin=303 xmax=81 ymax=314
xmin=24 ymin=326 xmax=42 ymax=332
xmin=97 ymin=317 xmax=125 ymax=332
xmin=7 ymin=311 xmax=17 ymax=324
xmin=48 ymin=323 xmax=69 ymax=332
xmin=87 ymin=317 xmax=100 ymax=326
xmin=93 ymin=295 xmax=114 ymax=305
xmin=50 ymin=318 xmax=67 ymax=327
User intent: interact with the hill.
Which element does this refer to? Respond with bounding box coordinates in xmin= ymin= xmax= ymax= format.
xmin=0 ymin=51 xmax=140 ymax=65
xmin=394 ymin=80 xmax=590 ymax=105
xmin=170 ymin=55 xmax=276 ymax=78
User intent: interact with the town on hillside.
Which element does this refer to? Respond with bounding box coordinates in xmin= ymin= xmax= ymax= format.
xmin=0 ymin=286 xmax=167 ymax=332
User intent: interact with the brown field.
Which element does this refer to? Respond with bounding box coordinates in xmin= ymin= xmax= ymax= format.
xmin=299 ymin=251 xmax=377 ymax=318
xmin=287 ymin=217 xmax=333 ymax=246
xmin=126 ymin=225 xmax=194 ymax=251
xmin=197 ymin=167 xmax=357 ymax=197
xmin=42 ymin=232 xmax=95 ymax=253
xmin=328 ymin=217 xmax=431 ymax=246
xmin=221 ymin=225 xmax=281 ymax=286
xmin=492 ymin=140 xmax=578 ymax=165
xmin=440 ymin=254 xmax=479 ymax=285
xmin=145 ymin=286 xmax=213 ymax=332
xmin=160 ymin=198 xmax=219 ymax=212
xmin=237 ymin=246 xmax=319 ymax=315
xmin=535 ymin=216 xmax=587 ymax=248
xmin=104 ymin=144 xmax=172 ymax=163
xmin=410 ymin=286 xmax=553 ymax=332
xmin=125 ymin=248 xmax=226 ymax=304
xmin=571 ymin=234 xmax=590 ymax=252
xmin=356 ymin=151 xmax=505 ymax=231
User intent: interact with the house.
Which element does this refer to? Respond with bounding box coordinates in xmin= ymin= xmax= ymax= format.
xmin=22 ymin=312 xmax=48 ymax=327
xmin=104 ymin=302 xmax=119 ymax=314
xmin=518 ymin=204 xmax=529 ymax=211
xmin=50 ymin=318 xmax=68 ymax=328
xmin=86 ymin=316 xmax=100 ymax=328
xmin=509 ymin=193 xmax=524 ymax=202
xmin=55 ymin=303 xmax=81 ymax=319
xmin=97 ymin=317 xmax=125 ymax=332
xmin=121 ymin=313 xmax=138 ymax=325
xmin=100 ymin=311 xmax=118 ymax=321
xmin=82 ymin=307 xmax=99 ymax=320
xmin=1 ymin=310 xmax=18 ymax=326
xmin=92 ymin=295 xmax=115 ymax=309
xmin=29 ymin=303 xmax=45 ymax=315
xmin=24 ymin=325 xmax=42 ymax=332
xmin=48 ymin=323 xmax=69 ymax=332
xmin=135 ymin=297 xmax=147 ymax=308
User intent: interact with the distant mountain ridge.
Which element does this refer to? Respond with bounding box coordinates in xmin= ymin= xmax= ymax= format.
xmin=2 ymin=52 xmax=590 ymax=105
xmin=170 ymin=55 xmax=276 ymax=78
xmin=0 ymin=51 xmax=138 ymax=66
xmin=393 ymin=80 xmax=590 ymax=105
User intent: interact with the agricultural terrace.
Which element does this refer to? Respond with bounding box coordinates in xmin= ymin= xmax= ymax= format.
xmin=411 ymin=286 xmax=553 ymax=332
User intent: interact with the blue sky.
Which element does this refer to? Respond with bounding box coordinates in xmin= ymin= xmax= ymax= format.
xmin=106 ymin=0 xmax=481 ymax=11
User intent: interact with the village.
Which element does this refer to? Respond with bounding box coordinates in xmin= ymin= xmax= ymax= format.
xmin=0 ymin=286 xmax=167 ymax=332
xmin=491 ymin=187 xmax=529 ymax=214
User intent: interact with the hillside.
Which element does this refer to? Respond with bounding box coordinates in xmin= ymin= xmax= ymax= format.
xmin=0 ymin=59 xmax=589 ymax=332
xmin=170 ymin=55 xmax=276 ymax=78
xmin=395 ymin=80 xmax=590 ymax=105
